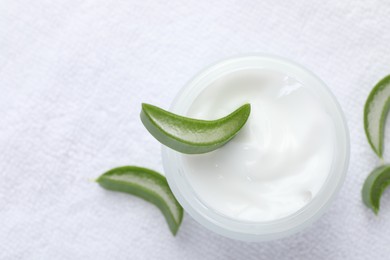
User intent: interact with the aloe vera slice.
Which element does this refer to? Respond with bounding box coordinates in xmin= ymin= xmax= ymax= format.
xmin=362 ymin=164 xmax=390 ymax=214
xmin=96 ymin=166 xmax=183 ymax=235
xmin=364 ymin=75 xmax=390 ymax=158
xmin=140 ymin=103 xmax=251 ymax=154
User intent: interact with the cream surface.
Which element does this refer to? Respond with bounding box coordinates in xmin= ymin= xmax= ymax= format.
xmin=181 ymin=69 xmax=336 ymax=222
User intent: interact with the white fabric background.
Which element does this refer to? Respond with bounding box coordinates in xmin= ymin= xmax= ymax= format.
xmin=1 ymin=0 xmax=390 ymax=259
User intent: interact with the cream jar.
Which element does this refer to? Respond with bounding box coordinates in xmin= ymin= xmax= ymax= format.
xmin=162 ymin=55 xmax=349 ymax=241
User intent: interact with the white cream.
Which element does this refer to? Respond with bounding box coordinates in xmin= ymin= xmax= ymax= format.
xmin=181 ymin=69 xmax=336 ymax=222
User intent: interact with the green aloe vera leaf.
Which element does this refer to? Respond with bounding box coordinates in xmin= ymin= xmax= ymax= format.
xmin=96 ymin=166 xmax=183 ymax=235
xmin=140 ymin=103 xmax=251 ymax=154
xmin=362 ymin=164 xmax=390 ymax=214
xmin=364 ymin=75 xmax=390 ymax=158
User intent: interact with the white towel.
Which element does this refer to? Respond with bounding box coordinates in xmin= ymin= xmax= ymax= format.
xmin=1 ymin=0 xmax=390 ymax=259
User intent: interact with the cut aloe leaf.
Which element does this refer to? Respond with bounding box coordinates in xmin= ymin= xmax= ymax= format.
xmin=362 ymin=164 xmax=390 ymax=214
xmin=140 ymin=103 xmax=251 ymax=154
xmin=364 ymin=75 xmax=390 ymax=158
xmin=96 ymin=166 xmax=183 ymax=235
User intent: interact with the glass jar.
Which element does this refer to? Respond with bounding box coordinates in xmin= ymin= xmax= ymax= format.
xmin=162 ymin=54 xmax=350 ymax=241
